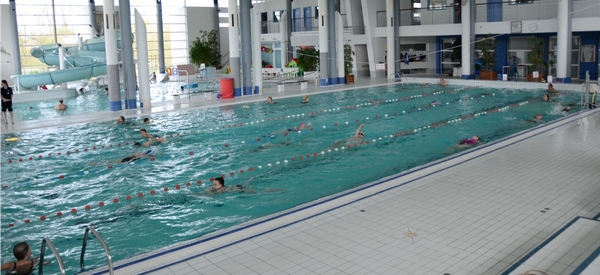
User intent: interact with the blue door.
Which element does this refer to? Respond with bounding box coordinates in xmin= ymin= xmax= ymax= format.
xmin=293 ymin=8 xmax=301 ymax=32
xmin=304 ymin=7 xmax=312 ymax=31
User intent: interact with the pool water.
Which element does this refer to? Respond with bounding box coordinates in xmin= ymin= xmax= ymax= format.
xmin=0 ymin=84 xmax=581 ymax=274
xmin=11 ymin=81 xmax=216 ymax=122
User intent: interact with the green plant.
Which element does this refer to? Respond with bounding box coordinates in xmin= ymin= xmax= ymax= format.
xmin=296 ymin=46 xmax=319 ymax=71
xmin=344 ymin=44 xmax=355 ymax=75
xmin=476 ymin=34 xmax=497 ymax=72
xmin=189 ymin=30 xmax=221 ymax=67
xmin=527 ymin=35 xmax=547 ymax=75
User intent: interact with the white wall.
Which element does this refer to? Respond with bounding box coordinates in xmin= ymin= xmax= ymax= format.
xmin=186 ymin=7 xmax=229 ymax=63
xmin=1 ymin=4 xmax=15 ymax=85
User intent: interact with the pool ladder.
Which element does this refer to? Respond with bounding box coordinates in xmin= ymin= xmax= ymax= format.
xmin=388 ymin=72 xmax=408 ymax=85
xmin=38 ymin=225 xmax=113 ymax=275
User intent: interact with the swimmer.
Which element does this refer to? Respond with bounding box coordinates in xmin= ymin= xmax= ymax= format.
xmin=547 ymin=84 xmax=558 ymax=93
xmin=78 ymin=88 xmax=85 ymax=94
xmin=420 ymin=100 xmax=441 ymax=108
xmin=140 ymin=128 xmax=165 ymax=146
xmin=117 ymin=116 xmax=125 ymax=124
xmin=444 ymin=135 xmax=482 ymax=154
xmin=439 ymin=78 xmax=448 ymax=87
xmin=143 ymin=118 xmax=151 ymax=124
xmin=421 ymin=82 xmax=428 ymax=87
xmin=557 ymin=102 xmax=575 ymax=113
xmin=330 ymin=123 xmax=365 ymax=148
xmin=105 ymin=87 xmax=109 ymax=94
xmin=120 ymin=145 xmax=154 ymax=163
xmin=1 ymin=242 xmax=51 ymax=274
xmin=267 ymin=96 xmax=274 ymax=104
xmin=55 ymin=99 xmax=67 ymax=111
xmin=541 ymin=94 xmax=552 ymax=102
xmin=199 ymin=177 xmax=256 ymax=195
xmin=525 ymin=114 xmax=544 ymax=123
xmin=301 ymin=95 xmax=309 ymax=104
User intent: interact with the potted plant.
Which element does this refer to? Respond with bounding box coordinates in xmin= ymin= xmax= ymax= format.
xmin=344 ymin=44 xmax=356 ymax=84
xmin=189 ymin=30 xmax=222 ymax=69
xmin=297 ymin=46 xmax=320 ymax=81
xmin=476 ymin=34 xmax=497 ymax=80
xmin=526 ymin=35 xmax=547 ymax=82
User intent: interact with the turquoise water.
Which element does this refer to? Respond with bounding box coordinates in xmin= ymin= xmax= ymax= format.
xmin=0 ymin=84 xmax=581 ymax=274
xmin=11 ymin=81 xmax=216 ymax=122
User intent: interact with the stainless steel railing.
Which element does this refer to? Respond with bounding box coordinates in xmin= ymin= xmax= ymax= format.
xmin=80 ymin=225 xmax=114 ymax=274
xmin=39 ymin=237 xmax=66 ymax=275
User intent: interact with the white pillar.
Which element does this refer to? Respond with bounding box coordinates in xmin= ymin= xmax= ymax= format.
xmin=461 ymin=0 xmax=474 ymax=79
xmin=336 ymin=12 xmax=344 ymax=83
xmin=78 ymin=36 xmax=84 ymax=50
xmin=251 ymin=8 xmax=262 ymax=94
xmin=280 ymin=12 xmax=288 ymax=68
xmin=556 ymin=0 xmax=572 ymax=82
xmin=135 ymin=9 xmax=151 ymax=109
xmin=386 ymin=0 xmax=395 ymax=78
xmin=228 ymin=0 xmax=241 ymax=96
xmin=318 ymin=0 xmax=329 ymax=86
xmin=103 ymin=0 xmax=121 ymax=111
xmin=58 ymin=45 xmax=66 ymax=70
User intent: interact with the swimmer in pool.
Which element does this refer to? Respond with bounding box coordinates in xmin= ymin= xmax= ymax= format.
xmin=267 ymin=96 xmax=274 ymax=104
xmin=117 ymin=116 xmax=125 ymax=124
xmin=120 ymin=145 xmax=154 ymax=163
xmin=329 ymin=123 xmax=365 ymax=149
xmin=444 ymin=135 xmax=482 ymax=154
xmin=143 ymin=118 xmax=151 ymax=124
xmin=557 ymin=102 xmax=575 ymax=113
xmin=301 ymin=95 xmax=309 ymax=104
xmin=265 ymin=122 xmax=308 ymax=137
xmin=200 ymin=177 xmax=256 ymax=195
xmin=547 ymin=84 xmax=558 ymax=93
xmin=525 ymin=114 xmax=544 ymax=123
xmin=419 ymin=100 xmax=441 ymax=108
xmin=140 ymin=128 xmax=166 ymax=146
xmin=421 ymin=82 xmax=428 ymax=86
xmin=542 ymin=94 xmax=553 ymax=102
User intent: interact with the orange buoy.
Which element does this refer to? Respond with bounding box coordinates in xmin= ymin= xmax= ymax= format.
xmin=164 ymin=187 xmax=169 ymax=191
xmin=99 ymin=202 xmax=105 ymax=206
xmin=71 ymin=208 xmax=77 ymax=213
xmin=85 ymin=205 xmax=91 ymax=210
xmin=57 ymin=212 xmax=63 ymax=216
xmin=24 ymin=219 xmax=30 ymax=223
xmin=197 ymin=180 xmax=202 ymax=184
xmin=176 ymin=185 xmax=181 ymax=189
xmin=40 ymin=216 xmax=46 ymax=220
xmin=113 ymin=198 xmax=119 ymax=203
xmin=138 ymin=193 xmax=144 ymax=197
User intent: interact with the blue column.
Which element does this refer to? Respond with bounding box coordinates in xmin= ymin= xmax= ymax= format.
xmin=157 ymin=0 xmax=166 ymax=74
xmin=240 ymin=0 xmax=252 ymax=95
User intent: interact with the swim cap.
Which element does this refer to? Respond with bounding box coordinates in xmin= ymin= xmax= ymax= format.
xmin=300 ymin=123 xmax=306 ymax=128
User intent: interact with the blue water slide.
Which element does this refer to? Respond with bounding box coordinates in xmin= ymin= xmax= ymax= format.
xmin=11 ymin=34 xmax=125 ymax=90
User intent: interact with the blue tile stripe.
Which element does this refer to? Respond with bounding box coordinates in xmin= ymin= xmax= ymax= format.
xmin=87 ymin=108 xmax=599 ymax=275
xmin=501 ymin=217 xmax=582 ymax=275
xmin=571 ymin=241 xmax=600 ymax=275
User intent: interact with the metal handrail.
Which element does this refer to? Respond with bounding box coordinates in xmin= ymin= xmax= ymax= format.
xmin=178 ymin=69 xmax=192 ymax=101
xmin=80 ymin=225 xmax=114 ymax=275
xmin=39 ymin=237 xmax=66 ymax=275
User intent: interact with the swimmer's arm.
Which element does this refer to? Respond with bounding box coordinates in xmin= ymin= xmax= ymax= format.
xmin=1 ymin=262 xmax=15 ymax=271
xmin=557 ymin=102 xmax=564 ymax=109
xmin=354 ymin=123 xmax=365 ymax=136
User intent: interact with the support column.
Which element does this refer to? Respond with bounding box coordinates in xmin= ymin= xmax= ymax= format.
xmin=318 ymin=0 xmax=329 ymax=86
xmin=135 ymin=9 xmax=151 ymax=109
xmin=58 ymin=45 xmax=65 ymax=70
xmin=240 ymin=0 xmax=252 ymax=95
xmin=103 ymin=0 xmax=121 ymax=111
xmin=393 ymin=0 xmax=400 ymax=76
xmin=556 ymin=0 xmax=572 ymax=83
xmin=386 ymin=0 xmax=395 ymax=78
xmin=461 ymin=0 xmax=475 ymax=79
xmin=251 ymin=8 xmax=262 ymax=94
xmin=286 ymin=0 xmax=293 ymax=61
xmin=280 ymin=12 xmax=289 ymax=67
xmin=89 ymin=0 xmax=97 ymax=39
xmin=213 ymin=0 xmax=221 ymax=67
xmin=9 ymin=0 xmax=21 ymax=75
xmin=157 ymin=0 xmax=166 ymax=74
xmin=327 ymin=0 xmax=337 ymax=84
xmin=228 ymin=0 xmax=241 ymax=96
xmin=119 ymin=0 xmax=137 ymax=109
xmin=336 ymin=12 xmax=344 ymax=84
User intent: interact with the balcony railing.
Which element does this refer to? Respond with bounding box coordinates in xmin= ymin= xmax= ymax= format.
xmin=375 ymin=0 xmax=599 ymax=27
xmin=260 ymin=14 xmax=364 ymax=35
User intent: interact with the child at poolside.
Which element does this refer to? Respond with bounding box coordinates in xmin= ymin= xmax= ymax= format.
xmin=1 ymin=242 xmax=50 ymax=275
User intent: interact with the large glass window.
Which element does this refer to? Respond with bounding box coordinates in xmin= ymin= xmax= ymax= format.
xmin=428 ymin=0 xmax=447 ymax=10
xmin=508 ymin=0 xmax=534 ymax=4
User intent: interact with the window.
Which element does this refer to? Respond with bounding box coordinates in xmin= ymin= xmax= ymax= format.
xmin=273 ymin=10 xmax=283 ymax=22
xmin=508 ymin=0 xmax=534 ymax=4
xmin=428 ymin=0 xmax=447 ymax=10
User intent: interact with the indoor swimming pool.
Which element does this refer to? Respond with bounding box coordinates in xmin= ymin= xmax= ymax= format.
xmin=0 ymin=83 xmax=581 ymax=274
xmin=10 ymin=81 xmax=216 ymax=122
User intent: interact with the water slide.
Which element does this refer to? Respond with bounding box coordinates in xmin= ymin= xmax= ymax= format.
xmin=11 ymin=35 xmax=123 ymax=90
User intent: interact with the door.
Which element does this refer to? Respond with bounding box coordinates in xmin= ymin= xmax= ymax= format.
xmin=454 ymin=0 xmax=461 ymax=24
xmin=293 ymin=8 xmax=302 ymax=32
xmin=304 ymin=7 xmax=312 ymax=31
